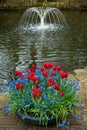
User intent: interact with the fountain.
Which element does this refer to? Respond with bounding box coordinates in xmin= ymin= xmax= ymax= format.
xmin=19 ymin=7 xmax=68 ymax=31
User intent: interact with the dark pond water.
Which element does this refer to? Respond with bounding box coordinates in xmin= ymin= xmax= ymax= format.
xmin=0 ymin=10 xmax=87 ymax=92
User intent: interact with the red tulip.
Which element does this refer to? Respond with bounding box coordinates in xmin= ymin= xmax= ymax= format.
xmin=31 ymin=64 xmax=36 ymax=73
xmin=57 ymin=65 xmax=61 ymax=71
xmin=48 ymin=77 xmax=54 ymax=85
xmin=48 ymin=62 xmax=53 ymax=68
xmin=31 ymin=75 xmax=38 ymax=82
xmin=15 ymin=70 xmax=24 ymax=78
xmin=43 ymin=62 xmax=53 ymax=68
xmin=52 ymin=70 xmax=56 ymax=76
xmin=16 ymin=83 xmax=24 ymax=90
xmin=40 ymin=66 xmax=44 ymax=72
xmin=60 ymin=71 xmax=68 ymax=78
xmin=54 ymin=84 xmax=60 ymax=91
xmin=48 ymin=82 xmax=51 ymax=87
xmin=32 ymin=87 xmax=42 ymax=98
xmin=15 ymin=70 xmax=20 ymax=75
xmin=31 ymin=64 xmax=36 ymax=70
xmin=26 ymin=74 xmax=31 ymax=80
xmin=52 ymin=65 xmax=57 ymax=71
xmin=64 ymin=72 xmax=68 ymax=78
xmin=42 ymin=71 xmax=48 ymax=77
xmin=60 ymin=71 xmax=65 ymax=78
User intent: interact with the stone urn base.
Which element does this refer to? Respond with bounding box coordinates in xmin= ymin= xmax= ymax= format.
xmin=17 ymin=111 xmax=57 ymax=126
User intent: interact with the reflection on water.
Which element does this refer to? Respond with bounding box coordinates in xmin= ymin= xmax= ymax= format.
xmin=0 ymin=11 xmax=87 ymax=92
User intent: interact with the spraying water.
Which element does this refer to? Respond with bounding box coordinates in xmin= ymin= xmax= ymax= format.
xmin=19 ymin=7 xmax=68 ymax=31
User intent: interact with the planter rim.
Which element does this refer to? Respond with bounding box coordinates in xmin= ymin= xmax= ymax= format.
xmin=17 ymin=111 xmax=56 ymax=121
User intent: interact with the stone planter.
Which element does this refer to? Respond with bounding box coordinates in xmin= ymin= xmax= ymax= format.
xmin=17 ymin=111 xmax=56 ymax=126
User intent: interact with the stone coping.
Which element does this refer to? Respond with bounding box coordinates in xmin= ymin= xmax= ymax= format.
xmin=0 ymin=6 xmax=87 ymax=11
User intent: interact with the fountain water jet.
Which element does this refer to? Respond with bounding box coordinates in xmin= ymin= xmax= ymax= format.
xmin=19 ymin=7 xmax=68 ymax=31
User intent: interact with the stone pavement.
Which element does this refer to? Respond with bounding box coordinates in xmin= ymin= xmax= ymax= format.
xmin=0 ymin=67 xmax=87 ymax=130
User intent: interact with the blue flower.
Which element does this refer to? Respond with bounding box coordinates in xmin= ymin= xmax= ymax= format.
xmin=41 ymin=81 xmax=46 ymax=86
xmin=74 ymin=104 xmax=78 ymax=107
xmin=59 ymin=123 xmax=65 ymax=127
xmin=35 ymin=68 xmax=41 ymax=75
xmin=48 ymin=86 xmax=54 ymax=91
xmin=17 ymin=109 xmax=21 ymax=113
xmin=41 ymin=105 xmax=47 ymax=108
xmin=25 ymin=90 xmax=30 ymax=96
xmin=39 ymin=76 xmax=45 ymax=82
xmin=21 ymin=99 xmax=25 ymax=104
xmin=24 ymin=104 xmax=30 ymax=108
xmin=42 ymin=94 xmax=47 ymax=100
xmin=23 ymin=78 xmax=28 ymax=83
xmin=8 ymin=87 xmax=14 ymax=93
xmin=26 ymin=99 xmax=32 ymax=103
xmin=66 ymin=125 xmax=69 ymax=130
xmin=80 ymin=114 xmax=83 ymax=118
xmin=66 ymin=121 xmax=70 ymax=125
xmin=75 ymin=87 xmax=80 ymax=91
xmin=80 ymin=104 xmax=84 ymax=109
xmin=51 ymin=99 xmax=56 ymax=104
xmin=21 ymin=115 xmax=26 ymax=120
xmin=48 ymin=69 xmax=52 ymax=76
xmin=74 ymin=115 xmax=79 ymax=119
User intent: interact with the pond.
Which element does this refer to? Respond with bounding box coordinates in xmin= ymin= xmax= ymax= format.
xmin=0 ymin=10 xmax=87 ymax=92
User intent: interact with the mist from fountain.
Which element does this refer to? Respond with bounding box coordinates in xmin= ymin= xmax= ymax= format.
xmin=19 ymin=7 xmax=68 ymax=31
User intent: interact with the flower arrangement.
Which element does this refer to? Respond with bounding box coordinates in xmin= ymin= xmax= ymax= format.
xmin=6 ymin=62 xmax=82 ymax=128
